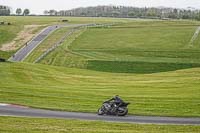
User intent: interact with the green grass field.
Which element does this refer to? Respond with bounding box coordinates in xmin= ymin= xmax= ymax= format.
xmin=0 ymin=16 xmax=127 ymax=47
xmin=0 ymin=62 xmax=199 ymax=117
xmin=0 ymin=16 xmax=60 ymax=47
xmin=0 ymin=16 xmax=57 ymax=59
xmin=0 ymin=16 xmax=127 ymax=59
xmin=39 ymin=27 xmax=88 ymax=68
xmin=38 ymin=20 xmax=200 ymax=74
xmin=0 ymin=17 xmax=200 ymax=131
xmin=1 ymin=18 xmax=200 ymax=117
xmin=0 ymin=117 xmax=199 ymax=133
xmin=24 ymin=27 xmax=70 ymax=62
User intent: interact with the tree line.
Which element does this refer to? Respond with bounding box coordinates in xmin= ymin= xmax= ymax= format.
xmin=16 ymin=8 xmax=30 ymax=16
xmin=0 ymin=5 xmax=10 ymax=16
xmin=0 ymin=5 xmax=30 ymax=16
xmin=44 ymin=5 xmax=200 ymax=20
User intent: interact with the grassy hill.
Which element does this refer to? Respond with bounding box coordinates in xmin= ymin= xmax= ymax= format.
xmin=1 ymin=16 xmax=200 ymax=132
xmin=0 ymin=16 xmax=126 ymax=59
xmin=1 ymin=17 xmax=200 ymax=117
xmin=36 ymin=20 xmax=200 ymax=73
xmin=0 ymin=62 xmax=199 ymax=117
xmin=24 ymin=27 xmax=70 ymax=62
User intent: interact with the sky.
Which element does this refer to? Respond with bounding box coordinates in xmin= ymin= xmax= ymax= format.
xmin=1 ymin=0 xmax=200 ymax=15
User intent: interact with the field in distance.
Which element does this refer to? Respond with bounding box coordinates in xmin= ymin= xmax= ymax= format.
xmin=38 ymin=20 xmax=200 ymax=74
xmin=0 ymin=16 xmax=126 ymax=59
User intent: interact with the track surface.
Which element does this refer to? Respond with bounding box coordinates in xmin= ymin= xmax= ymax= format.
xmin=10 ymin=25 xmax=58 ymax=62
xmin=0 ymin=105 xmax=199 ymax=125
xmin=9 ymin=24 xmax=90 ymax=62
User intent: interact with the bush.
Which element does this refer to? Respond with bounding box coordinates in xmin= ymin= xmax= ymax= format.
xmin=0 ymin=58 xmax=6 ymax=62
xmin=61 ymin=19 xmax=69 ymax=22
xmin=0 ymin=21 xmax=5 ymax=25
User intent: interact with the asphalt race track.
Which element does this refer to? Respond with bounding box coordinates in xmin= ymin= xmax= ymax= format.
xmin=0 ymin=105 xmax=199 ymax=125
xmin=9 ymin=24 xmax=90 ymax=62
xmin=10 ymin=25 xmax=58 ymax=62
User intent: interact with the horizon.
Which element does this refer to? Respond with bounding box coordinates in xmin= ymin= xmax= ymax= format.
xmin=1 ymin=0 xmax=200 ymax=15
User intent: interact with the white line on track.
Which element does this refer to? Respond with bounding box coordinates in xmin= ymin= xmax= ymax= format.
xmin=0 ymin=103 xmax=28 ymax=108
xmin=0 ymin=103 xmax=10 ymax=106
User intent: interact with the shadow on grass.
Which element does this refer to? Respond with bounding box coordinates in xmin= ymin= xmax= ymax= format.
xmin=87 ymin=60 xmax=200 ymax=74
xmin=0 ymin=50 xmax=14 ymax=61
xmin=0 ymin=58 xmax=6 ymax=62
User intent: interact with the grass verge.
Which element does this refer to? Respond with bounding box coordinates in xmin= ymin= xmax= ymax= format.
xmin=0 ymin=117 xmax=199 ymax=133
xmin=0 ymin=62 xmax=199 ymax=117
xmin=24 ymin=27 xmax=70 ymax=62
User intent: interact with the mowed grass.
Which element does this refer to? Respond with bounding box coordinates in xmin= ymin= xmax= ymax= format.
xmin=0 ymin=50 xmax=14 ymax=59
xmin=0 ymin=16 xmax=59 ymax=59
xmin=70 ymin=20 xmax=200 ymax=52
xmin=0 ymin=28 xmax=16 ymax=46
xmin=0 ymin=16 xmax=127 ymax=46
xmin=0 ymin=16 xmax=60 ymax=46
xmin=40 ymin=27 xmax=88 ymax=68
xmin=0 ymin=117 xmax=200 ymax=133
xmin=40 ymin=20 xmax=200 ymax=73
xmin=24 ymin=27 xmax=70 ymax=62
xmin=0 ymin=16 xmax=127 ymax=59
xmin=71 ymin=26 xmax=194 ymax=50
xmin=0 ymin=62 xmax=200 ymax=117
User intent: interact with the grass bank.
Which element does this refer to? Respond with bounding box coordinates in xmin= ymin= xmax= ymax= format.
xmin=0 ymin=62 xmax=199 ymax=117
xmin=0 ymin=117 xmax=199 ymax=133
xmin=40 ymin=21 xmax=200 ymax=73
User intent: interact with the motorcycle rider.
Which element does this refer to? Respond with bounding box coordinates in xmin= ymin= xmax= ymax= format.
xmin=108 ymin=95 xmax=124 ymax=108
xmin=98 ymin=95 xmax=129 ymax=116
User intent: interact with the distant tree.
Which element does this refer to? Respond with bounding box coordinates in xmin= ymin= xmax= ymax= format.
xmin=195 ymin=12 xmax=200 ymax=21
xmin=41 ymin=5 xmax=200 ymax=20
xmin=7 ymin=9 xmax=11 ymax=15
xmin=43 ymin=10 xmax=49 ymax=15
xmin=0 ymin=5 xmax=11 ymax=16
xmin=49 ymin=9 xmax=57 ymax=16
xmin=16 ymin=8 xmax=22 ymax=15
xmin=128 ymin=12 xmax=135 ymax=17
xmin=173 ymin=9 xmax=178 ymax=14
xmin=80 ymin=12 xmax=86 ymax=16
xmin=112 ymin=11 xmax=120 ymax=17
xmin=23 ymin=9 xmax=30 ymax=16
xmin=59 ymin=10 xmax=65 ymax=16
xmin=146 ymin=8 xmax=157 ymax=17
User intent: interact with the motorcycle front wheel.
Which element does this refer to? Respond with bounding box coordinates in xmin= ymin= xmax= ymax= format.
xmin=117 ymin=108 xmax=128 ymax=116
xmin=97 ymin=107 xmax=105 ymax=115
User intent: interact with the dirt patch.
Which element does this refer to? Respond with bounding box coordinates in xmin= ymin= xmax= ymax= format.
xmin=0 ymin=25 xmax=45 ymax=51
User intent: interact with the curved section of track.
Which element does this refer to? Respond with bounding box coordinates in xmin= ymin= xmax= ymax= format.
xmin=9 ymin=24 xmax=93 ymax=62
xmin=10 ymin=25 xmax=58 ymax=62
xmin=0 ymin=105 xmax=199 ymax=125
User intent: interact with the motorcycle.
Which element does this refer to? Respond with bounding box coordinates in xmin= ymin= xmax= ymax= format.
xmin=98 ymin=101 xmax=130 ymax=116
